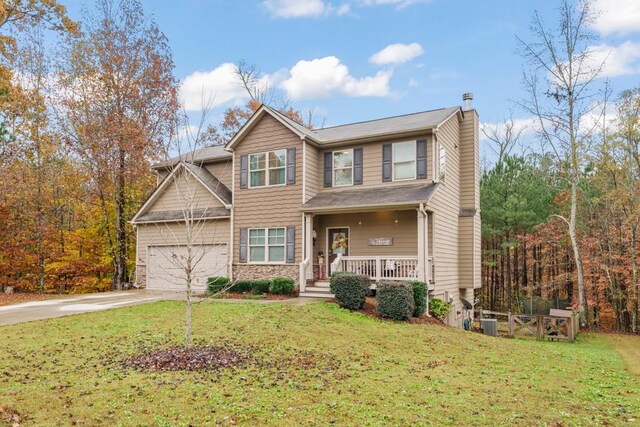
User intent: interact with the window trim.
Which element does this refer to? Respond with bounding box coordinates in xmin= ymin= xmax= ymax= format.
xmin=332 ymin=149 xmax=354 ymax=187
xmin=392 ymin=140 xmax=417 ymax=181
xmin=247 ymin=227 xmax=286 ymax=264
xmin=248 ymin=149 xmax=287 ymax=189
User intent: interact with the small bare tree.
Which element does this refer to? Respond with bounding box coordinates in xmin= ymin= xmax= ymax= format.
xmin=153 ymin=104 xmax=232 ymax=348
xmin=517 ymin=0 xmax=606 ymax=323
xmin=481 ymin=112 xmax=528 ymax=165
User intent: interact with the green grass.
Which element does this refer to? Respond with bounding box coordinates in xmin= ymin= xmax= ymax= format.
xmin=1 ymin=301 xmax=639 ymax=426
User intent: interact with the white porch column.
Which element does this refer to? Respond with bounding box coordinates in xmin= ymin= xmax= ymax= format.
xmin=417 ymin=209 xmax=427 ymax=283
xmin=424 ymin=211 xmax=430 ymax=282
xmin=302 ymin=213 xmax=313 ymax=292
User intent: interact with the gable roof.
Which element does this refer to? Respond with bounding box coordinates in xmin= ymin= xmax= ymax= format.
xmin=132 ymin=207 xmax=230 ymax=224
xmin=131 ymin=162 xmax=231 ymax=224
xmin=152 ymin=145 xmax=231 ymax=170
xmin=313 ymin=107 xmax=461 ymax=142
xmin=302 ymin=182 xmax=439 ymax=212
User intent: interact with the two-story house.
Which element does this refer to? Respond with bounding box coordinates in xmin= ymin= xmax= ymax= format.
xmin=131 ymin=94 xmax=480 ymax=327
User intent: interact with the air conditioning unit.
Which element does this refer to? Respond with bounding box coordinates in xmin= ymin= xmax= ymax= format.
xmin=481 ymin=319 xmax=498 ymax=337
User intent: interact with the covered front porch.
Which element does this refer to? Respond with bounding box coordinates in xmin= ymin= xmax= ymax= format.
xmin=299 ymin=209 xmax=434 ymax=295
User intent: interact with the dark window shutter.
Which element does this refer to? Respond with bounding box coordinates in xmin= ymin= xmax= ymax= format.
xmin=286 ymin=147 xmax=296 ymax=185
xmin=353 ymin=147 xmax=363 ymax=185
xmin=240 ymin=155 xmax=248 ymax=189
xmin=382 ymin=144 xmax=392 ymax=182
xmin=286 ymin=226 xmax=295 ymax=263
xmin=239 ymin=228 xmax=248 ymax=263
xmin=416 ymin=139 xmax=427 ymax=179
xmin=323 ymin=152 xmax=333 ymax=188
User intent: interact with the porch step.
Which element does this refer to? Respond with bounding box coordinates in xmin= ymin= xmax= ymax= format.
xmin=312 ymin=281 xmax=330 ymax=288
xmin=299 ymin=291 xmax=335 ymax=298
xmin=305 ymin=286 xmax=332 ymax=292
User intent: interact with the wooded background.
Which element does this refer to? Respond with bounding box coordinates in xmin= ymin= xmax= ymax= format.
xmin=0 ymin=0 xmax=638 ymax=333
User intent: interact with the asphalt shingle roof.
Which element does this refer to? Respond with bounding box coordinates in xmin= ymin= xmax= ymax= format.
xmin=302 ymin=182 xmax=439 ymax=211
xmin=133 ymin=207 xmax=230 ymax=224
xmin=183 ymin=162 xmax=232 ymax=205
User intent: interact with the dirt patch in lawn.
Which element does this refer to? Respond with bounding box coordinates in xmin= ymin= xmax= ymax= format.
xmin=0 ymin=405 xmax=22 ymax=426
xmin=0 ymin=293 xmax=62 ymax=307
xmin=124 ymin=345 xmax=250 ymax=372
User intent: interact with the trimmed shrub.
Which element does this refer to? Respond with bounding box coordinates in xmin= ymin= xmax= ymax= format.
xmin=206 ymin=276 xmax=230 ymax=294
xmin=404 ymin=280 xmax=427 ymax=317
xmin=330 ymin=273 xmax=370 ymax=310
xmin=377 ymin=281 xmax=415 ymax=320
xmin=250 ymin=279 xmax=271 ymax=294
xmin=229 ymin=280 xmax=253 ymax=293
xmin=429 ymin=298 xmax=452 ymax=320
xmin=270 ymin=276 xmax=295 ymax=295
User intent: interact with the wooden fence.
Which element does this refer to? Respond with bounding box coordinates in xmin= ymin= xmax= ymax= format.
xmin=476 ymin=308 xmax=579 ymax=342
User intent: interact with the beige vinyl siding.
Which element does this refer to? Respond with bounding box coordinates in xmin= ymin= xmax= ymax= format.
xmin=233 ymin=114 xmax=303 ymax=263
xmin=459 ymin=111 xmax=477 ymax=208
xmin=474 ymin=213 xmax=481 ymax=288
xmin=316 ymin=135 xmax=432 ymax=191
xmin=136 ymin=219 xmax=230 ymax=274
xmin=305 ymin=142 xmax=320 ymax=201
xmin=428 ymin=114 xmax=461 ymax=311
xmin=205 ymin=160 xmax=233 ymax=189
xmin=314 ymin=210 xmax=418 ymax=261
xmin=148 ymin=169 xmax=225 ymax=213
xmin=458 ymin=216 xmax=474 ymax=288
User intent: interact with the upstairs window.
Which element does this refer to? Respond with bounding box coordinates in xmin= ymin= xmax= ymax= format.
xmin=333 ymin=150 xmax=353 ymax=186
xmin=249 ymin=150 xmax=286 ymax=187
xmin=439 ymin=143 xmax=446 ymax=182
xmin=393 ymin=141 xmax=416 ymax=180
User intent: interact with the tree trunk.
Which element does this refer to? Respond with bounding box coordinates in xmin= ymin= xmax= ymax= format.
xmin=115 ymin=144 xmax=127 ymax=290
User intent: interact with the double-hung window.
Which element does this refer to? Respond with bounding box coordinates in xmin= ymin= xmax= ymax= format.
xmin=393 ymin=141 xmax=416 ymax=180
xmin=439 ymin=143 xmax=446 ymax=182
xmin=249 ymin=150 xmax=286 ymax=187
xmin=249 ymin=227 xmax=285 ymax=263
xmin=333 ymin=150 xmax=353 ymax=186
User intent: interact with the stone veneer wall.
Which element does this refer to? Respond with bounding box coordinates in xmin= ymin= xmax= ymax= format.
xmin=232 ymin=264 xmax=299 ymax=287
xmin=135 ymin=264 xmax=146 ymax=288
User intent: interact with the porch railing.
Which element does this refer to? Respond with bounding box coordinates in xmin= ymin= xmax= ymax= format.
xmin=332 ymin=256 xmax=428 ymax=282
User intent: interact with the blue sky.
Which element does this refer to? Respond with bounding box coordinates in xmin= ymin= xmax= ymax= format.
xmin=61 ymin=0 xmax=640 ymax=150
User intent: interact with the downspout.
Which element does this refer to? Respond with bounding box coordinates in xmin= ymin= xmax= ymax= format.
xmin=419 ymin=202 xmax=430 ymax=317
xmin=228 ymin=149 xmax=235 ymax=281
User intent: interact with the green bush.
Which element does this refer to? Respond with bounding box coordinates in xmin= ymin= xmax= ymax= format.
xmin=429 ymin=298 xmax=452 ymax=320
xmin=229 ymin=280 xmax=253 ymax=293
xmin=270 ymin=276 xmax=295 ymax=295
xmin=377 ymin=281 xmax=415 ymax=320
xmin=404 ymin=280 xmax=427 ymax=317
xmin=330 ymin=273 xmax=370 ymax=310
xmin=206 ymin=276 xmax=230 ymax=294
xmin=250 ymin=279 xmax=271 ymax=294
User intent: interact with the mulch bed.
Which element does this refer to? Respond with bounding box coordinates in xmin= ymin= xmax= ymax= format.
xmin=124 ymin=346 xmax=250 ymax=371
xmin=328 ymin=296 xmax=446 ymax=325
xmin=213 ymin=292 xmax=294 ymax=300
xmin=0 ymin=292 xmax=61 ymax=307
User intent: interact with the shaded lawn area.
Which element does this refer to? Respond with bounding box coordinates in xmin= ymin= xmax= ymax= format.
xmin=1 ymin=302 xmax=639 ymax=426
xmin=604 ymin=333 xmax=640 ymax=376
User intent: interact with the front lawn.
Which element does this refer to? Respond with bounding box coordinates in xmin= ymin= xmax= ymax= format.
xmin=1 ymin=301 xmax=639 ymax=426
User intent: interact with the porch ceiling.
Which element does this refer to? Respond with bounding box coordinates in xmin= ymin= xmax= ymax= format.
xmin=302 ymin=182 xmax=439 ymax=213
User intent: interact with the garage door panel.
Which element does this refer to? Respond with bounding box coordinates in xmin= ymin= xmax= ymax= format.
xmin=147 ymin=244 xmax=227 ymax=291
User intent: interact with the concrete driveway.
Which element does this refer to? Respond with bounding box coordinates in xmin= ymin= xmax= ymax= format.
xmin=0 ymin=290 xmax=183 ymax=326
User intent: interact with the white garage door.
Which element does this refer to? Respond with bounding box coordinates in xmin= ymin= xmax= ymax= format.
xmin=147 ymin=244 xmax=227 ymax=292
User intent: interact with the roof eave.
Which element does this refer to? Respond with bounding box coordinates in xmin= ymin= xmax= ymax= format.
xmin=131 ymin=215 xmax=231 ymax=225
xmin=315 ymin=127 xmax=436 ymax=147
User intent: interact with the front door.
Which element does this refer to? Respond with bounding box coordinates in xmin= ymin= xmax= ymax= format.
xmin=327 ymin=227 xmax=349 ymax=276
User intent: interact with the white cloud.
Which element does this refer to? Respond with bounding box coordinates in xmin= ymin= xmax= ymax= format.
xmin=280 ymin=56 xmax=392 ymax=100
xmin=180 ymin=63 xmax=247 ymax=111
xmin=369 ymin=42 xmax=424 ymax=65
xmin=336 ymin=3 xmax=351 ymax=15
xmin=586 ymin=41 xmax=640 ymax=78
xmin=263 ymin=0 xmax=327 ymax=18
xmin=591 ymin=0 xmax=640 ymax=35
